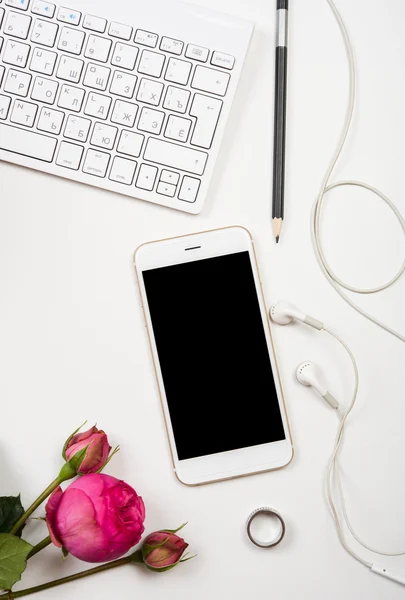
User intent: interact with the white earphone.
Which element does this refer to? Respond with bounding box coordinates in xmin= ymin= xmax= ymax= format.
xmin=296 ymin=361 xmax=339 ymax=410
xmin=270 ymin=300 xmax=324 ymax=330
xmin=269 ymin=299 xmax=405 ymax=587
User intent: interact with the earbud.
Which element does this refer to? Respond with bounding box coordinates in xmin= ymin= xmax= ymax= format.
xmin=296 ymin=361 xmax=339 ymax=410
xmin=270 ymin=300 xmax=324 ymax=330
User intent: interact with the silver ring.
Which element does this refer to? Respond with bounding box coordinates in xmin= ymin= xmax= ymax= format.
xmin=246 ymin=507 xmax=286 ymax=548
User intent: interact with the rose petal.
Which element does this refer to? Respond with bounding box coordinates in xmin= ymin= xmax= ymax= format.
xmin=45 ymin=487 xmax=64 ymax=548
xmin=56 ymin=488 xmax=108 ymax=563
xmin=79 ymin=435 xmax=110 ymax=474
xmin=143 ymin=533 xmax=188 ymax=568
xmin=68 ymin=426 xmax=97 ymax=447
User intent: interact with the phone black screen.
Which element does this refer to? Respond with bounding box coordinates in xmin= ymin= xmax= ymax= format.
xmin=142 ymin=251 xmax=286 ymax=460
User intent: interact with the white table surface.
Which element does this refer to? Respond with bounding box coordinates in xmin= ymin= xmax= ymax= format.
xmin=1 ymin=0 xmax=405 ymax=597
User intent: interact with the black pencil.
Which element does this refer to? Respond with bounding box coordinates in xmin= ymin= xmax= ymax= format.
xmin=272 ymin=0 xmax=289 ymax=243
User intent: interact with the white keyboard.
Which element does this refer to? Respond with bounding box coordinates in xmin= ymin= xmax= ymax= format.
xmin=0 ymin=0 xmax=253 ymax=213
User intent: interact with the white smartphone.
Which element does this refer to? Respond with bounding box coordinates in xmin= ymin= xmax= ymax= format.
xmin=134 ymin=226 xmax=293 ymax=485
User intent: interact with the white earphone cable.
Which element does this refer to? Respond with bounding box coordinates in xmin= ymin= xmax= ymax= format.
xmin=310 ymin=0 xmax=405 ymax=568
xmin=312 ymin=0 xmax=405 ymax=343
xmin=322 ymin=327 xmax=405 ymax=568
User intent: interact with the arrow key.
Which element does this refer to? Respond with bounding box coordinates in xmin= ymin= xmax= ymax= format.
xmin=135 ymin=163 xmax=158 ymax=191
xmin=178 ymin=176 xmax=201 ymax=203
xmin=157 ymin=181 xmax=176 ymax=197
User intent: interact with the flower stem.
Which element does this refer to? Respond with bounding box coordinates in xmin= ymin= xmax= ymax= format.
xmin=10 ymin=463 xmax=77 ymax=535
xmin=10 ymin=479 xmax=61 ymax=536
xmin=0 ymin=551 xmax=143 ymax=599
xmin=27 ymin=537 xmax=51 ymax=560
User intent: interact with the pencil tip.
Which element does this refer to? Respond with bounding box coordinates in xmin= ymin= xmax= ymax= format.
xmin=276 ymin=236 xmax=279 ymax=244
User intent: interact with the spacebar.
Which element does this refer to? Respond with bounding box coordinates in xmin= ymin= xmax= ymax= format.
xmin=0 ymin=123 xmax=57 ymax=162
xmin=144 ymin=138 xmax=208 ymax=176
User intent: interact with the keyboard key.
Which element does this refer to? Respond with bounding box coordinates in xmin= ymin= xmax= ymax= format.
xmin=178 ymin=176 xmax=201 ymax=202
xmin=134 ymin=29 xmax=157 ymax=48
xmin=57 ymin=6 xmax=80 ymax=26
xmin=144 ymin=138 xmax=207 ymax=175
xmin=84 ymin=91 xmax=111 ymax=119
xmin=164 ymin=114 xmax=191 ymax=142
xmin=162 ymin=85 xmax=189 ymax=113
xmin=63 ymin=114 xmax=90 ymax=141
xmin=185 ymin=43 xmax=208 ymax=62
xmin=117 ymin=129 xmax=144 ymax=157
xmin=4 ymin=10 xmax=31 ymax=39
xmin=29 ymin=47 xmax=57 ymax=75
xmin=31 ymin=18 xmax=58 ymax=46
xmin=31 ymin=75 xmax=58 ymax=103
xmin=0 ymin=8 xmax=4 ymax=28
xmin=211 ymin=51 xmax=234 ymax=70
xmin=83 ymin=14 xmax=106 ymax=34
xmin=110 ymin=70 xmax=137 ymax=98
xmin=2 ymin=39 xmax=30 ymax=67
xmin=109 ymin=156 xmax=136 ymax=185
xmin=5 ymin=0 xmax=29 ymax=11
xmin=31 ymin=1 xmax=55 ymax=18
xmin=58 ymin=26 xmax=84 ymax=54
xmin=57 ymin=83 xmax=84 ymax=111
xmin=84 ymin=34 xmax=111 ymax=63
xmin=37 ymin=105 xmax=64 ymax=132
xmin=135 ymin=163 xmax=157 ymax=190
xmin=109 ymin=22 xmax=132 ymax=41
xmin=4 ymin=68 xmax=31 ymax=96
xmin=165 ymin=57 xmax=192 ymax=86
xmin=83 ymin=62 xmax=110 ymax=91
xmin=0 ymin=95 xmax=11 ymax=119
xmin=160 ymin=37 xmax=183 ymax=55
xmin=0 ymin=122 xmax=56 ymax=161
xmin=160 ymin=169 xmax=179 ymax=185
xmin=136 ymin=78 xmax=163 ymax=106
xmin=189 ymin=93 xmax=222 ymax=149
xmin=111 ymin=99 xmax=138 ymax=127
xmin=191 ymin=65 xmax=230 ymax=96
xmin=138 ymin=107 xmax=164 ymax=134
xmin=56 ymin=54 xmax=83 ymax=82
xmin=157 ymin=181 xmax=176 ymax=197
xmin=111 ymin=42 xmax=138 ymax=70
xmin=56 ymin=139 xmax=83 ymax=168
xmin=10 ymin=98 xmax=37 ymax=126
xmin=90 ymin=122 xmax=117 ymax=150
xmin=0 ymin=66 xmax=4 ymax=86
xmin=83 ymin=148 xmax=110 ymax=177
xmin=138 ymin=49 xmax=165 ymax=78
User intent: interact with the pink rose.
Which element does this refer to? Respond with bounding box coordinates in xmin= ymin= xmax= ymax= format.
xmin=63 ymin=425 xmax=112 ymax=475
xmin=142 ymin=530 xmax=189 ymax=571
xmin=46 ymin=474 xmax=146 ymax=563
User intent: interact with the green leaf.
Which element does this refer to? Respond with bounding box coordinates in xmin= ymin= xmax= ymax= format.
xmin=61 ymin=546 xmax=69 ymax=560
xmin=0 ymin=497 xmax=25 ymax=536
xmin=95 ymin=446 xmax=120 ymax=474
xmin=160 ymin=523 xmax=187 ymax=535
xmin=0 ymin=534 xmax=33 ymax=590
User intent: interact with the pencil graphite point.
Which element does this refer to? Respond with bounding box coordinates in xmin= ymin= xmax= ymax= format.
xmin=272 ymin=218 xmax=283 ymax=243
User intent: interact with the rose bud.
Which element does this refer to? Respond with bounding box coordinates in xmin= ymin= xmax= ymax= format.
xmin=141 ymin=528 xmax=189 ymax=571
xmin=62 ymin=424 xmax=117 ymax=475
xmin=46 ymin=473 xmax=145 ymax=563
